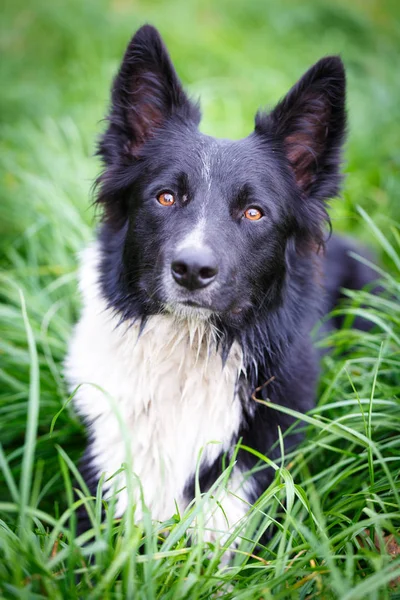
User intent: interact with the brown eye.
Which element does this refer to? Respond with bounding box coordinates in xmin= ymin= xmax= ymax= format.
xmin=157 ymin=192 xmax=175 ymax=206
xmin=244 ymin=207 xmax=263 ymax=221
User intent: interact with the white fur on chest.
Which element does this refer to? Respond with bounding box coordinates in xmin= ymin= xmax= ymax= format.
xmin=65 ymin=244 xmax=245 ymax=521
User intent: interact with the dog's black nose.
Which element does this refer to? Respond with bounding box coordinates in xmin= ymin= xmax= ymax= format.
xmin=171 ymin=247 xmax=218 ymax=290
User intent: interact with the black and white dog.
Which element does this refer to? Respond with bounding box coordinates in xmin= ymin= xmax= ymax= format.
xmin=66 ymin=25 xmax=375 ymax=539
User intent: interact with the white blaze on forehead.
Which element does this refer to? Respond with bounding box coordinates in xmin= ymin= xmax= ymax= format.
xmin=175 ymin=144 xmax=218 ymax=252
xmin=201 ymin=143 xmax=217 ymax=194
xmin=201 ymin=149 xmax=212 ymax=191
xmin=176 ymin=217 xmax=206 ymax=251
xmin=173 ymin=142 xmax=221 ymax=254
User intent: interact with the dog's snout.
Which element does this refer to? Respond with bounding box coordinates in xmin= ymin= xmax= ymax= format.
xmin=171 ymin=247 xmax=218 ymax=290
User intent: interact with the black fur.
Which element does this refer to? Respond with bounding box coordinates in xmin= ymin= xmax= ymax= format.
xmin=82 ymin=25 xmax=377 ymax=516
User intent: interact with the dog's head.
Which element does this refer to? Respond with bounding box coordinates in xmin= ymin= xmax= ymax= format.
xmin=97 ymin=25 xmax=346 ymax=325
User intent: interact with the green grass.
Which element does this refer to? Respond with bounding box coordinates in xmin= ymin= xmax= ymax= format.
xmin=1 ymin=0 xmax=400 ymax=597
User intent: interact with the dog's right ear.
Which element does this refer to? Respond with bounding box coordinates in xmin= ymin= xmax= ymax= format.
xmin=99 ymin=25 xmax=200 ymax=165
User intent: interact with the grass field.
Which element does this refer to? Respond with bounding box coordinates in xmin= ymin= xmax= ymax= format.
xmin=1 ymin=0 xmax=400 ymax=597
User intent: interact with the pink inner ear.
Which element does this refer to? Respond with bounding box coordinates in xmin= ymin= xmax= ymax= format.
xmin=125 ymin=72 xmax=166 ymax=155
xmin=284 ymin=95 xmax=331 ymax=193
xmin=128 ymin=102 xmax=164 ymax=150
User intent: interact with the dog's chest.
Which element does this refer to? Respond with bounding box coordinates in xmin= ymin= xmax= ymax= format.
xmin=66 ymin=249 xmax=244 ymax=519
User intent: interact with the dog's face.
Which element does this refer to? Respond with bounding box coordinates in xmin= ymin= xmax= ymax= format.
xmin=98 ymin=26 xmax=346 ymax=324
xmin=123 ymin=129 xmax=295 ymax=319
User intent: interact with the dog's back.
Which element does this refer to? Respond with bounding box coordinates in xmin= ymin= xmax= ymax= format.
xmin=323 ymin=235 xmax=378 ymax=333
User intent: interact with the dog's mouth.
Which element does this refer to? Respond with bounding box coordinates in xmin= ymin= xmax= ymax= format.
xmin=184 ymin=299 xmax=243 ymax=315
xmin=153 ymin=269 xmax=248 ymax=320
xmin=182 ymin=299 xmax=206 ymax=308
xmin=162 ymin=300 xmax=213 ymax=320
xmin=163 ymin=297 xmax=247 ymax=322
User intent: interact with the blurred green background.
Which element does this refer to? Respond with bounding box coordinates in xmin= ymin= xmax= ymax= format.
xmin=1 ymin=3 xmax=400 ymax=594
xmin=1 ymin=0 xmax=400 ymax=255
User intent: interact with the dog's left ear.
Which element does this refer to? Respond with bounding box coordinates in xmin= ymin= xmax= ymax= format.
xmin=256 ymin=56 xmax=346 ymax=202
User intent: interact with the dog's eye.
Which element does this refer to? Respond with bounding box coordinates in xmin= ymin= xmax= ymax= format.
xmin=244 ymin=207 xmax=263 ymax=221
xmin=157 ymin=192 xmax=175 ymax=206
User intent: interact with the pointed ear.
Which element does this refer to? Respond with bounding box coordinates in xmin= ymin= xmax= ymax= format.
xmin=256 ymin=56 xmax=346 ymax=200
xmin=100 ymin=25 xmax=200 ymax=164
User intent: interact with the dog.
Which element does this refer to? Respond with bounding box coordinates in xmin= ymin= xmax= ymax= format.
xmin=66 ymin=25 xmax=376 ymax=543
